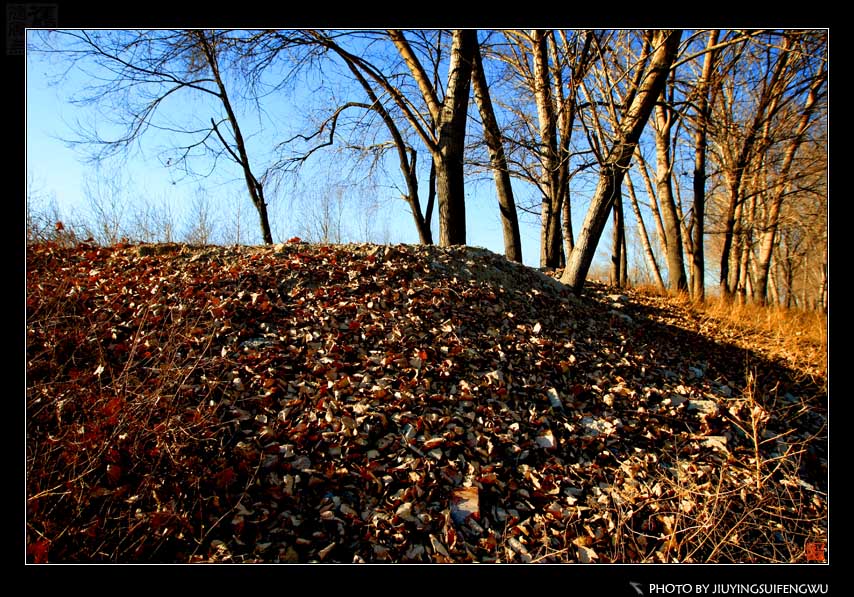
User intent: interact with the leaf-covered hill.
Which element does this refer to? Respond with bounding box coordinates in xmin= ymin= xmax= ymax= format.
xmin=26 ymin=240 xmax=827 ymax=563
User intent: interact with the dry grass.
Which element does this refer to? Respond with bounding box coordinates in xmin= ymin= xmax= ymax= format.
xmin=700 ymin=296 xmax=825 ymax=356
xmin=630 ymin=283 xmax=826 ymax=382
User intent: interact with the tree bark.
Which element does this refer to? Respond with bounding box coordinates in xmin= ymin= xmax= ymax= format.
xmin=636 ymin=151 xmax=669 ymax=257
xmin=611 ymin=192 xmax=627 ymax=287
xmin=531 ymin=30 xmax=563 ymax=268
xmin=393 ymin=30 xmax=476 ymax=247
xmin=752 ymin=67 xmax=825 ymax=304
xmin=690 ymin=30 xmax=719 ymax=302
xmin=820 ymin=244 xmax=827 ymax=313
xmin=402 ymin=149 xmax=433 ymax=244
xmin=719 ymin=35 xmax=792 ymax=299
xmin=653 ymin=88 xmax=688 ymax=293
xmin=560 ymin=30 xmax=682 ymax=293
xmin=562 ymin=189 xmax=574 ymax=265
xmin=553 ymin=32 xmax=593 ymax=262
xmin=471 ymin=37 xmax=522 ymax=263
xmin=198 ymin=32 xmax=273 ymax=244
xmin=768 ymin=260 xmax=781 ymax=306
xmin=736 ymin=193 xmax=756 ymax=304
xmin=625 ymin=172 xmax=665 ymax=289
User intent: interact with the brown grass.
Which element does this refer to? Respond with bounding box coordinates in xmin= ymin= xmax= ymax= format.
xmin=694 ymin=296 xmax=826 ymax=380
xmin=630 ymin=283 xmax=827 ymax=381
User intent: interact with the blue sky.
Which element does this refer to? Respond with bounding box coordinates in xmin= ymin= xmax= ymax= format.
xmin=25 ymin=30 xmax=634 ymax=272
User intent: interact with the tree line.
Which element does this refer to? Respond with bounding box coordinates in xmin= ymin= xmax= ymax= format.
xmin=29 ymin=29 xmax=827 ymax=308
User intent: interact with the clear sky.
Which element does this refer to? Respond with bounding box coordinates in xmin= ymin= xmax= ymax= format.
xmin=25 ymin=30 xmax=625 ymax=272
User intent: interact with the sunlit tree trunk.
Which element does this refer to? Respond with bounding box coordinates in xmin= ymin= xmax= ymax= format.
xmin=625 ymin=172 xmax=665 ymax=289
xmin=652 ymin=85 xmax=688 ymax=293
xmin=635 ymin=151 xmax=670 ymax=265
xmin=553 ymin=31 xmax=594 ymax=264
xmin=531 ymin=30 xmax=563 ymax=267
xmin=432 ymin=31 xmax=476 ymax=246
xmin=471 ymin=37 xmax=522 ymax=262
xmin=388 ymin=29 xmax=476 ymax=246
xmin=610 ymin=193 xmax=627 ymax=287
xmin=753 ymin=67 xmax=825 ymax=304
xmin=820 ymin=245 xmax=827 ymax=313
xmin=735 ymin=193 xmax=756 ymax=305
xmin=690 ymin=30 xmax=719 ymax=301
xmin=767 ymin=260 xmax=779 ymax=306
xmin=719 ymin=35 xmax=792 ymax=300
xmin=561 ymin=30 xmax=682 ymax=293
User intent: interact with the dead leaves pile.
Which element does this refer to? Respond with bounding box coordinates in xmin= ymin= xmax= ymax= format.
xmin=26 ymin=240 xmax=827 ymax=563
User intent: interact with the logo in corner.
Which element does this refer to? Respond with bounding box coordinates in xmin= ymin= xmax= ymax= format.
xmin=805 ymin=541 xmax=826 ymax=562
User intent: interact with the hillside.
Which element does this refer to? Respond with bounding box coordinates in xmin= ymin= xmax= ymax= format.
xmin=26 ymin=240 xmax=827 ymax=563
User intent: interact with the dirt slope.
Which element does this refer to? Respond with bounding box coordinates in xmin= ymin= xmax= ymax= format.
xmin=26 ymin=241 xmax=827 ymax=563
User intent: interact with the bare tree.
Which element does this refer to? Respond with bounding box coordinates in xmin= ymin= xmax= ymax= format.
xmin=560 ymin=30 xmax=682 ymax=293
xmin=624 ymin=171 xmax=665 ymax=289
xmin=81 ymin=165 xmax=130 ymax=245
xmin=650 ymin=76 xmax=688 ymax=293
xmin=752 ymin=60 xmax=826 ymax=304
xmin=273 ymin=34 xmax=435 ymax=245
xmin=712 ymin=33 xmax=793 ymax=299
xmin=610 ymin=186 xmax=628 ymax=287
xmin=182 ymin=189 xmax=218 ymax=245
xmin=26 ymin=172 xmax=76 ymax=245
xmin=387 ymin=29 xmax=476 ymax=246
xmin=701 ymin=30 xmax=827 ymax=304
xmin=129 ymin=193 xmax=178 ymax=243
xmin=529 ymin=30 xmax=563 ymax=268
xmin=470 ymin=35 xmax=522 ymax=262
xmin=33 ymin=29 xmax=280 ymax=244
xmin=485 ymin=30 xmax=596 ymax=268
xmin=688 ymin=29 xmax=720 ymax=301
xmin=297 ymin=185 xmax=346 ymax=244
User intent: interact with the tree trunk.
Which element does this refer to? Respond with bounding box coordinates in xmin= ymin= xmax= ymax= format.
xmin=435 ymin=31 xmax=476 ymax=246
xmin=636 ymin=151 xmax=669 ymax=258
xmin=551 ymin=34 xmax=583 ymax=262
xmin=735 ymin=193 xmax=755 ymax=305
xmin=434 ymin=152 xmax=466 ymax=246
xmin=768 ymin=260 xmax=781 ymax=306
xmin=752 ymin=67 xmax=825 ymax=304
xmin=433 ymin=31 xmax=476 ymax=246
xmin=610 ymin=194 xmax=624 ymax=287
xmin=388 ymin=29 xmax=475 ymax=246
xmin=625 ymin=172 xmax=665 ymax=289
xmin=719 ymin=36 xmax=792 ymax=300
xmin=561 ymin=166 xmax=621 ymax=291
xmin=783 ymin=253 xmax=794 ymax=309
xmin=562 ymin=189 xmax=574 ymax=263
xmin=690 ymin=30 xmax=718 ymax=302
xmin=531 ymin=30 xmax=563 ymax=268
xmin=471 ymin=37 xmax=522 ymax=263
xmin=621 ymin=216 xmax=628 ymax=286
xmin=820 ymin=244 xmax=827 ymax=313
xmin=653 ymin=93 xmax=688 ymax=293
xmin=198 ymin=32 xmax=273 ymax=244
xmin=560 ymin=30 xmax=682 ymax=293
xmin=426 ymin=160 xmax=436 ymax=232
xmin=610 ymin=193 xmax=628 ymax=287
xmin=402 ymin=149 xmax=433 ymax=244
xmin=719 ymin=177 xmax=740 ymax=298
